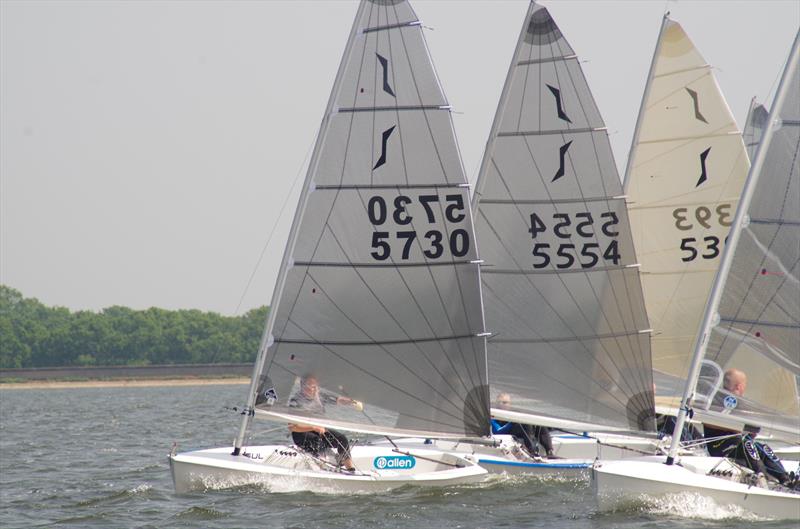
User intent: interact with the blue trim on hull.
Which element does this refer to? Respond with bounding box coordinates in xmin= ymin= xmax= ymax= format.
xmin=478 ymin=458 xmax=590 ymax=469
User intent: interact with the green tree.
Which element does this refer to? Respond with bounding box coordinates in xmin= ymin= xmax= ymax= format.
xmin=0 ymin=285 xmax=268 ymax=368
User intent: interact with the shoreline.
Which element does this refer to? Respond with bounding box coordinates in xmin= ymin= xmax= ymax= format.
xmin=0 ymin=377 xmax=250 ymax=390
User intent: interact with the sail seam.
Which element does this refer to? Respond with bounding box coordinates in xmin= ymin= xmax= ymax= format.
xmin=492 ymin=330 xmax=651 ymax=343
xmin=653 ymin=64 xmax=710 ymax=78
xmin=497 ymin=126 xmax=605 ymax=137
xmin=718 ymin=318 xmax=799 ymax=329
xmin=482 ymin=264 xmax=634 ymax=275
xmin=749 ymin=218 xmax=800 ymax=226
xmin=479 ymin=196 xmax=625 ymax=205
xmin=637 ymin=131 xmax=740 ymax=144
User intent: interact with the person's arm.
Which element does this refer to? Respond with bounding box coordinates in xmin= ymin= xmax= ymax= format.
xmin=491 ymin=419 xmax=513 ymax=435
xmin=288 ymin=423 xmax=325 ymax=434
xmin=321 ymin=390 xmax=363 ymax=410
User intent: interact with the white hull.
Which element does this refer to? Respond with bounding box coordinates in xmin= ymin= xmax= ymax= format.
xmin=170 ymin=444 xmax=488 ymax=494
xmin=593 ymin=456 xmax=800 ymax=520
xmin=370 ymin=435 xmax=645 ymax=476
xmin=773 ymin=445 xmax=800 ymax=461
xmin=551 ymin=433 xmax=660 ymax=460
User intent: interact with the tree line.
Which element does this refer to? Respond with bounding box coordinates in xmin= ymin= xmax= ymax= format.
xmin=0 ymin=285 xmax=268 ymax=369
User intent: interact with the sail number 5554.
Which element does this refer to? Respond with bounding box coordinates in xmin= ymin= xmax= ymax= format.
xmin=528 ymin=211 xmax=620 ymax=269
xmin=367 ymin=194 xmax=469 ymax=261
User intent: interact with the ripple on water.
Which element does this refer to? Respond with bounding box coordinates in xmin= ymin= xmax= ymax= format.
xmin=74 ymin=484 xmax=153 ymax=507
xmin=171 ymin=506 xmax=229 ymax=520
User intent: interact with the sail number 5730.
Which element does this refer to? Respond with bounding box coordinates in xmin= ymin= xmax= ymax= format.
xmin=367 ymin=194 xmax=469 ymax=261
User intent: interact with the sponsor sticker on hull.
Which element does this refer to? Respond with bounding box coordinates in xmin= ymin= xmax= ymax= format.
xmin=373 ymin=455 xmax=416 ymax=470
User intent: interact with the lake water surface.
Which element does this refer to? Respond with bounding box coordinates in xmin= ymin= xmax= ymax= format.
xmin=0 ymin=384 xmax=793 ymax=528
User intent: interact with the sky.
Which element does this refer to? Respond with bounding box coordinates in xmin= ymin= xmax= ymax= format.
xmin=2 ymin=0 xmax=798 ymax=316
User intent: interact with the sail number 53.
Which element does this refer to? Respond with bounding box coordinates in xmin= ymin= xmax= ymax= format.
xmin=367 ymin=194 xmax=469 ymax=261
xmin=528 ymin=211 xmax=620 ymax=269
xmin=673 ymin=204 xmax=731 ymax=262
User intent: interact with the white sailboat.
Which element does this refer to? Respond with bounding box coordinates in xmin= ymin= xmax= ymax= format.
xmin=170 ymin=0 xmax=493 ymax=493
xmin=382 ymin=1 xmax=663 ymax=475
xmin=594 ymin=27 xmax=800 ymax=519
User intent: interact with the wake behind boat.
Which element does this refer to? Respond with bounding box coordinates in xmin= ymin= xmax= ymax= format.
xmin=170 ymin=0 xmax=493 ymax=494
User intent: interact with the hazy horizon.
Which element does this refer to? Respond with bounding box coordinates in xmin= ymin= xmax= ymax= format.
xmin=2 ymin=0 xmax=798 ymax=315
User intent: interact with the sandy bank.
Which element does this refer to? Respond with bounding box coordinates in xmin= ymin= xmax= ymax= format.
xmin=0 ymin=377 xmax=250 ymax=390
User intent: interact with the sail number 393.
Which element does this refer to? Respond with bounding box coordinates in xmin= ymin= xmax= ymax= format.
xmin=528 ymin=211 xmax=620 ymax=269
xmin=673 ymin=204 xmax=731 ymax=262
xmin=367 ymin=194 xmax=469 ymax=261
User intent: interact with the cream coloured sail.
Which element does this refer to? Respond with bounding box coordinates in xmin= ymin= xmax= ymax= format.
xmin=624 ymin=17 xmax=749 ymax=390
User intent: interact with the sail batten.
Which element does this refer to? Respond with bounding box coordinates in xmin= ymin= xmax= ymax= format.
xmin=362 ymin=20 xmax=421 ymax=33
xmin=277 ymin=333 xmax=482 ymax=346
xmin=482 ymin=265 xmax=635 ymax=275
xmin=518 ymin=54 xmax=577 ymax=66
xmin=473 ymin=3 xmax=655 ymax=433
xmin=498 ymin=127 xmax=606 ymax=137
xmin=294 ymin=260 xmax=478 ymax=268
xmin=337 ymin=105 xmax=449 ymax=112
xmin=481 ymin=196 xmax=625 ymax=205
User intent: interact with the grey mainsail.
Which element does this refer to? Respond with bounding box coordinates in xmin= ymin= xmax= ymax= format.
xmin=473 ymin=2 xmax=655 ymax=433
xmin=693 ymin=32 xmax=800 ymax=441
xmin=743 ymin=99 xmax=770 ymax=161
xmin=236 ymin=0 xmax=490 ymax=447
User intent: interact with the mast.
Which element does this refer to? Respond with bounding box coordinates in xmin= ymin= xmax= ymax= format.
xmin=622 ymin=13 xmax=670 ymax=189
xmin=665 ymin=30 xmax=800 ymax=465
xmin=232 ymin=1 xmax=367 ymax=455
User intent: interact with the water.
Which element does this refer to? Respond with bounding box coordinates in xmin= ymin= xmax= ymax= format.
xmin=0 ymin=384 xmax=793 ymax=528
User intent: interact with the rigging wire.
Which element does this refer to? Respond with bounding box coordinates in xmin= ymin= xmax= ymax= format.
xmin=232 ymin=133 xmax=317 ymax=316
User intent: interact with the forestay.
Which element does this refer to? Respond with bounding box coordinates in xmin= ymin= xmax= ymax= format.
xmin=694 ymin=36 xmax=799 ymax=440
xmin=743 ymin=99 xmax=769 ymax=161
xmin=473 ymin=2 xmax=655 ymax=433
xmin=240 ymin=0 xmax=490 ymax=443
xmin=624 ymin=18 xmax=749 ymax=390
